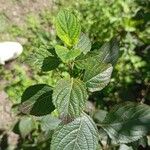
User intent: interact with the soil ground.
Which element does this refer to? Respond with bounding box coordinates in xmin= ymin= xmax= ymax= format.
xmin=0 ymin=0 xmax=53 ymax=25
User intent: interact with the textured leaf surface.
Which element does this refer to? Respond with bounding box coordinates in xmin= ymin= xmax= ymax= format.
xmin=55 ymin=9 xmax=81 ymax=46
xmin=20 ymin=84 xmax=55 ymax=116
xmin=53 ymin=78 xmax=88 ymax=117
xmin=101 ymin=103 xmax=150 ymax=143
xmin=51 ymin=114 xmax=98 ymax=150
xmin=55 ymin=45 xmax=81 ymax=63
xmin=83 ymin=63 xmax=113 ymax=92
xmin=75 ymin=38 xmax=119 ymax=69
xmin=19 ymin=117 xmax=35 ymax=138
xmin=26 ymin=46 xmax=60 ymax=71
xmin=75 ymin=33 xmax=91 ymax=54
xmin=99 ymin=38 xmax=119 ymax=65
xmin=75 ymin=51 xmax=101 ymax=69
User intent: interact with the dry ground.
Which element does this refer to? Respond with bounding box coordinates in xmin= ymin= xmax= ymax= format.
xmin=0 ymin=0 xmax=53 ymax=25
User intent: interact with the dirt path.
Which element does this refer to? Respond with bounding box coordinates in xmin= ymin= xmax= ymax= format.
xmin=0 ymin=91 xmax=19 ymax=149
xmin=0 ymin=91 xmax=14 ymax=130
xmin=0 ymin=0 xmax=53 ymax=26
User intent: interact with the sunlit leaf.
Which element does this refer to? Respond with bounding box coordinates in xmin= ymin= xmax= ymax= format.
xmin=55 ymin=9 xmax=81 ymax=46
xmin=55 ymin=45 xmax=81 ymax=63
xmin=53 ymin=78 xmax=88 ymax=117
xmin=84 ymin=63 xmax=113 ymax=92
xmin=75 ymin=33 xmax=91 ymax=54
xmin=51 ymin=114 xmax=98 ymax=150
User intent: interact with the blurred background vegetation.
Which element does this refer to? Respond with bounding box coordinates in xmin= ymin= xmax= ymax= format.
xmin=0 ymin=0 xmax=149 ymax=149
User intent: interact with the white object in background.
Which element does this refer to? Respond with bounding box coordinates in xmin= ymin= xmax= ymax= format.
xmin=0 ymin=41 xmax=23 ymax=65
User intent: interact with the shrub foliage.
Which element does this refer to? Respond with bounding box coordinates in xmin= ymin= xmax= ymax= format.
xmin=18 ymin=10 xmax=150 ymax=150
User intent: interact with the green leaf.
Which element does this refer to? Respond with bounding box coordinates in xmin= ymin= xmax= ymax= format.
xmin=75 ymin=38 xmax=119 ymax=69
xmin=101 ymin=102 xmax=150 ymax=143
xmin=19 ymin=117 xmax=35 ymax=138
xmin=83 ymin=63 xmax=113 ymax=92
xmin=51 ymin=114 xmax=98 ymax=150
xmin=19 ymin=84 xmax=55 ymax=116
xmin=55 ymin=45 xmax=81 ymax=63
xmin=53 ymin=78 xmax=88 ymax=117
xmin=55 ymin=45 xmax=69 ymax=62
xmin=99 ymin=38 xmax=119 ymax=65
xmin=75 ymin=33 xmax=91 ymax=54
xmin=26 ymin=46 xmax=60 ymax=71
xmin=40 ymin=115 xmax=61 ymax=131
xmin=55 ymin=9 xmax=81 ymax=46
xmin=75 ymin=51 xmax=101 ymax=69
xmin=67 ymin=49 xmax=81 ymax=62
